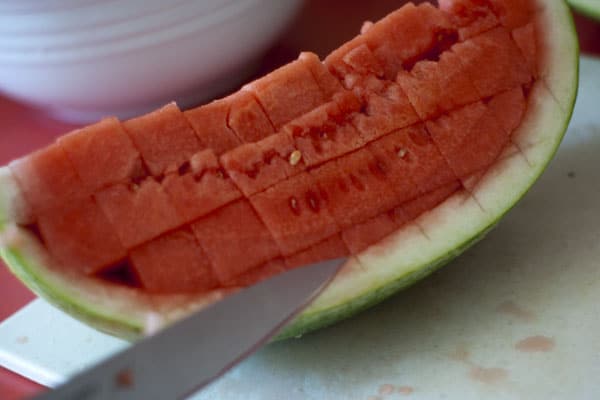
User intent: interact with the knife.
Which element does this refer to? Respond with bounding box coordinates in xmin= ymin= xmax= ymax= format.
xmin=34 ymin=258 xmax=343 ymax=400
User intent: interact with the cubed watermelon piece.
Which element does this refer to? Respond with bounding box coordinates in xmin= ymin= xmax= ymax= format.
xmin=453 ymin=27 xmax=532 ymax=99
xmin=400 ymin=181 xmax=463 ymax=221
xmin=163 ymin=150 xmax=241 ymax=224
xmin=426 ymin=101 xmax=508 ymax=179
xmin=58 ymin=117 xmax=144 ymax=193
xmin=227 ymin=91 xmax=275 ymax=143
xmin=129 ymin=227 xmax=217 ymax=293
xmin=487 ymin=87 xmax=527 ymax=135
xmin=309 ymin=149 xmax=398 ymax=229
xmin=250 ymin=172 xmax=339 ymax=256
xmin=123 ymin=103 xmax=201 ymax=176
xmin=325 ymin=36 xmax=366 ymax=80
xmin=353 ymin=77 xmax=420 ymax=142
xmin=438 ymin=0 xmax=500 ymax=40
xmin=287 ymin=95 xmax=365 ymax=167
xmin=221 ymin=131 xmax=305 ymax=197
xmin=396 ymin=49 xmax=480 ymax=120
xmin=342 ymin=213 xmax=398 ymax=253
xmin=191 ymin=200 xmax=280 ymax=283
xmin=37 ymin=196 xmax=126 ymax=275
xmin=512 ymin=23 xmax=538 ymax=77
xmin=184 ymin=99 xmax=243 ymax=155
xmin=366 ymin=131 xmax=421 ymax=204
xmin=332 ymin=44 xmax=386 ymax=80
xmin=9 ymin=144 xmax=87 ymax=214
xmin=243 ymin=58 xmax=329 ymax=130
xmin=224 ymin=259 xmax=286 ymax=287
xmin=285 ymin=235 xmax=348 ymax=269
xmin=366 ymin=3 xmax=456 ymax=79
xmin=299 ymin=52 xmax=343 ymax=98
xmin=95 ymin=178 xmax=182 ymax=248
xmin=490 ymin=0 xmax=536 ymax=30
xmin=369 ymin=125 xmax=458 ymax=196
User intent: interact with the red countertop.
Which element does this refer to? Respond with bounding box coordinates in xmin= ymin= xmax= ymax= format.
xmin=1 ymin=2 xmax=598 ymax=399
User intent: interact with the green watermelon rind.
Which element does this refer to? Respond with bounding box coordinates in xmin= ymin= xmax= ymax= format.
xmin=568 ymin=0 xmax=600 ymax=20
xmin=0 ymin=246 xmax=142 ymax=340
xmin=0 ymin=0 xmax=579 ymax=342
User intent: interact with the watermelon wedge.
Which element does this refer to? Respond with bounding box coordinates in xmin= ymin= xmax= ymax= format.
xmin=0 ymin=0 xmax=578 ymax=341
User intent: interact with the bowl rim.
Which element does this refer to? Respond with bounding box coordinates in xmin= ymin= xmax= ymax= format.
xmin=0 ymin=0 xmax=302 ymax=66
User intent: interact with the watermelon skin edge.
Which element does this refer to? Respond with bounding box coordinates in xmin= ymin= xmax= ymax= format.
xmin=568 ymin=0 xmax=600 ymax=20
xmin=0 ymin=0 xmax=579 ymax=342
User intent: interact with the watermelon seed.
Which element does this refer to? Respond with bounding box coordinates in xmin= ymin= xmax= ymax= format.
xmin=289 ymin=196 xmax=301 ymax=215
xmin=289 ymin=150 xmax=303 ymax=166
xmin=306 ymin=191 xmax=321 ymax=212
xmin=397 ymin=148 xmax=408 ymax=158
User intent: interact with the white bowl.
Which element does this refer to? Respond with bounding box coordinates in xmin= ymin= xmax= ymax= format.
xmin=0 ymin=0 xmax=303 ymax=122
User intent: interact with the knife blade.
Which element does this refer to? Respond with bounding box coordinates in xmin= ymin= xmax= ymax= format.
xmin=34 ymin=258 xmax=343 ymax=400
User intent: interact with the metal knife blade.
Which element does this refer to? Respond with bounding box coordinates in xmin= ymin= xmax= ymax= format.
xmin=34 ymin=258 xmax=343 ymax=400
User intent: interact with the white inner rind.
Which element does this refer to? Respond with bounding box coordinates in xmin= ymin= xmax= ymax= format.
xmin=0 ymin=0 xmax=579 ymax=338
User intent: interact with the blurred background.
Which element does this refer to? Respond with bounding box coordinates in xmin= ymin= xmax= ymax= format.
xmin=0 ymin=1 xmax=598 ymax=398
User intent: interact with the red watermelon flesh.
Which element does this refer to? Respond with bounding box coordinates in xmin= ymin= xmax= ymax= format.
xmin=58 ymin=117 xmax=144 ymax=193
xmin=286 ymin=93 xmax=365 ymax=168
xmin=162 ymin=150 xmax=242 ymax=224
xmin=452 ymin=27 xmax=532 ymax=99
xmin=326 ymin=3 xmax=455 ymax=81
xmin=191 ymin=200 xmax=280 ymax=284
xmin=220 ymin=131 xmax=305 ymax=197
xmin=9 ymin=144 xmax=87 ymax=214
xmin=123 ymin=103 xmax=201 ymax=177
xmin=243 ymin=56 xmax=336 ymax=130
xmin=487 ymin=87 xmax=527 ymax=136
xmin=225 ymin=259 xmax=286 ymax=288
xmin=438 ymin=0 xmax=500 ymax=40
xmin=512 ymin=23 xmax=538 ymax=78
xmin=226 ymin=91 xmax=276 ymax=143
xmin=309 ymin=148 xmax=398 ymax=230
xmin=95 ymin=178 xmax=183 ymax=248
xmin=298 ymin=52 xmax=344 ymax=99
xmin=369 ymin=125 xmax=458 ymax=195
xmin=285 ymin=235 xmax=349 ymax=269
xmin=396 ymin=48 xmax=481 ymax=120
xmin=330 ymin=43 xmax=386 ymax=79
xmin=400 ymin=180 xmax=463 ymax=221
xmin=129 ymin=227 xmax=218 ymax=293
xmin=3 ymin=0 xmax=555 ymax=296
xmin=250 ymin=172 xmax=340 ymax=256
xmin=352 ymin=76 xmax=421 ymax=142
xmin=342 ymin=213 xmax=399 ymax=254
xmin=183 ymin=98 xmax=242 ymax=155
xmin=426 ymin=100 xmax=509 ymax=179
xmin=37 ymin=196 xmax=126 ymax=275
xmin=365 ymin=129 xmax=422 ymax=205
xmin=489 ymin=0 xmax=537 ymax=30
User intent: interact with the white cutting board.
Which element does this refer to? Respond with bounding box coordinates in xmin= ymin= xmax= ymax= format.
xmin=1 ymin=56 xmax=599 ymax=400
